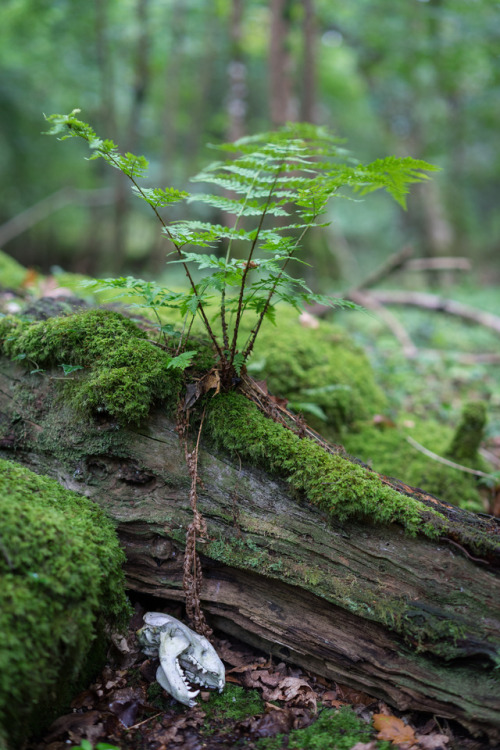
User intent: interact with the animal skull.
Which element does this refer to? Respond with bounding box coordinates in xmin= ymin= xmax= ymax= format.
xmin=137 ymin=612 xmax=225 ymax=707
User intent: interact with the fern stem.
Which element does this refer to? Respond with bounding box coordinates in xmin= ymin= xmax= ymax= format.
xmin=242 ymin=217 xmax=317 ymax=361
xmin=220 ymin=171 xmax=261 ymax=351
xmin=228 ymin=167 xmax=282 ymax=369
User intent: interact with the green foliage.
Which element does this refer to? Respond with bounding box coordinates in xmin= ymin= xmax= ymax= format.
xmin=0 ymin=309 xmax=183 ymax=425
xmin=245 ymin=309 xmax=386 ymax=435
xmin=256 ymin=705 xmax=392 ymax=750
xmin=446 ymin=401 xmax=487 ymax=464
xmin=0 ymin=458 xmax=131 ymax=746
xmin=342 ymin=419 xmax=486 ymax=513
xmin=45 ymin=111 xmax=436 ymax=381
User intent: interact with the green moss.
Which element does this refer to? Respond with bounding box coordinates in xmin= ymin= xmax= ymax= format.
xmin=245 ymin=312 xmax=387 ymax=435
xmin=0 ymin=250 xmax=28 ymax=289
xmin=256 ymin=706 xmax=392 ymax=750
xmin=0 ymin=458 xmax=131 ymax=746
xmin=447 ymin=401 xmax=487 ymax=464
xmin=203 ymin=684 xmax=265 ymax=728
xmin=342 ymin=414 xmax=488 ymax=512
xmin=206 ymin=391 xmax=446 ymax=537
xmin=0 ymin=309 xmax=183 ymax=425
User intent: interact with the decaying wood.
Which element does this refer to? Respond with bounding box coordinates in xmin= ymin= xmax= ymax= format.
xmin=1 ymin=359 xmax=499 ymax=739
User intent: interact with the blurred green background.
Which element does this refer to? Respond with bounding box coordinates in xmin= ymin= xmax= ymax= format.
xmin=1 ymin=0 xmax=499 ymax=283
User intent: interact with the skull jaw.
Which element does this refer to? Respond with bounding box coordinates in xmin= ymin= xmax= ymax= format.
xmin=137 ymin=613 xmax=225 ymax=707
xmin=156 ymin=663 xmax=200 ymax=708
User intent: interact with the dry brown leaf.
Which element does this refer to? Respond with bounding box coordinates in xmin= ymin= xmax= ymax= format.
xmin=415 ymin=733 xmax=449 ymax=749
xmin=373 ymin=713 xmax=416 ymax=745
xmin=350 ymin=743 xmax=378 ymax=750
xmin=337 ymin=685 xmax=375 ymax=706
xmin=265 ymin=676 xmax=317 ymax=711
xmin=252 ymin=669 xmax=282 ymax=688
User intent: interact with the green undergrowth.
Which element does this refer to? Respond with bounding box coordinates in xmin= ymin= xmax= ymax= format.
xmin=0 ymin=249 xmax=29 ymax=290
xmin=0 ymin=308 xmax=184 ymax=425
xmin=256 ymin=705 xmax=392 ymax=750
xmin=0 ymin=458 xmax=131 ymax=747
xmin=205 ymin=390 xmax=446 ymax=536
xmin=203 ymin=684 xmax=265 ymax=730
xmin=243 ymin=311 xmax=387 ymax=434
xmin=342 ymin=408 xmax=489 ymax=512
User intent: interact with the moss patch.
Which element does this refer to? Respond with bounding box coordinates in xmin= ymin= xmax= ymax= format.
xmin=256 ymin=705 xmax=392 ymax=750
xmin=203 ymin=684 xmax=265 ymax=730
xmin=0 ymin=308 xmax=183 ymax=425
xmin=245 ymin=312 xmax=387 ymax=435
xmin=206 ymin=391 xmax=446 ymax=537
xmin=447 ymin=401 xmax=487 ymax=464
xmin=0 ymin=458 xmax=131 ymax=745
xmin=0 ymin=250 xmax=28 ymax=290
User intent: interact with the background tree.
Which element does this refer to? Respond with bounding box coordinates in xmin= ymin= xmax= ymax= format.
xmin=0 ymin=0 xmax=498 ymax=282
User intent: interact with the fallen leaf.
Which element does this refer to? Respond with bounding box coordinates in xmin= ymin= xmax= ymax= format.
xmin=251 ymin=707 xmax=295 ymax=738
xmin=337 ymin=685 xmax=375 ymax=706
xmin=373 ymin=713 xmax=416 ymax=745
xmin=265 ymin=676 xmax=317 ymax=711
xmin=373 ymin=414 xmax=396 ymax=428
xmin=415 ymin=733 xmax=449 ymax=749
xmin=252 ymin=669 xmax=282 ymax=688
xmin=350 ymin=743 xmax=378 ymax=750
xmin=299 ymin=311 xmax=319 ymax=328
xmin=324 ymin=698 xmax=348 ymax=708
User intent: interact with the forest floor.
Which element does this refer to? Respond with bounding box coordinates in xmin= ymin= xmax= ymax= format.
xmin=29 ymin=597 xmax=493 ymax=750
xmin=2 ymin=272 xmax=499 ymax=750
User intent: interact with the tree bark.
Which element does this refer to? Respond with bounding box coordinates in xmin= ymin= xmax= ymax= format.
xmin=0 ymin=359 xmax=499 ymax=739
xmin=269 ymin=0 xmax=295 ymax=126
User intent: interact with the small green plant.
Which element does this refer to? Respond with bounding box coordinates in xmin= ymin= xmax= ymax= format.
xmin=44 ymin=110 xmax=437 ymax=387
xmin=71 ymin=741 xmax=120 ymax=750
xmin=202 ymin=684 xmax=265 ymax=731
xmin=256 ymin=705 xmax=392 ymax=750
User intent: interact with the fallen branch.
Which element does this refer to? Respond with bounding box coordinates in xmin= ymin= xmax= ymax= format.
xmin=369 ymin=290 xmax=500 ymax=336
xmin=348 ymin=290 xmax=417 ymax=358
xmin=0 ymin=187 xmax=113 ymax=247
xmin=405 ymin=257 xmax=471 ymax=272
xmin=406 ymin=435 xmax=493 ymax=479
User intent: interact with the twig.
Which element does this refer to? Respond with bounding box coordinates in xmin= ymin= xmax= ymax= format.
xmin=369 ymin=291 xmax=500 ymax=336
xmin=438 ymin=537 xmax=490 ymax=565
xmin=0 ymin=187 xmax=113 ymax=246
xmin=406 ymin=435 xmax=494 ymax=479
xmin=177 ymin=406 xmax=213 ymax=639
xmin=124 ymin=712 xmax=163 ymax=731
xmin=405 ymin=257 xmax=471 ymax=272
xmin=348 ymin=289 xmax=417 ymax=358
xmin=351 ymin=245 xmax=414 ymax=292
xmin=479 ymin=447 xmax=500 ymax=470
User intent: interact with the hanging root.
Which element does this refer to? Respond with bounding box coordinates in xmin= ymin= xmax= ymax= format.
xmin=176 ymin=405 xmax=213 ymax=640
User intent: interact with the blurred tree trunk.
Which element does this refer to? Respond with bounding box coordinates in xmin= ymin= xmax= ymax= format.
xmin=162 ymin=0 xmax=185 ymax=171
xmin=300 ymin=0 xmax=316 ymax=123
xmin=80 ymin=0 xmax=117 ymax=276
xmin=112 ymin=0 xmax=152 ymax=273
xmin=226 ymin=0 xmax=247 ymax=143
xmin=269 ymin=0 xmax=295 ymax=126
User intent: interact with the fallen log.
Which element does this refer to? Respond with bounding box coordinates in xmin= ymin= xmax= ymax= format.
xmin=1 ymin=355 xmax=499 ymax=740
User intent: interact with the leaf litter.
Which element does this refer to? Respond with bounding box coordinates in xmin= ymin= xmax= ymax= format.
xmin=27 ymin=600 xmax=493 ymax=750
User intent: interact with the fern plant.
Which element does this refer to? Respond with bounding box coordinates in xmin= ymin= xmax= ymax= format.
xmin=45 ymin=110 xmax=437 ymax=387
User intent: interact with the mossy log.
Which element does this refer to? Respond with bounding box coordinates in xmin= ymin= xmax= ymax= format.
xmin=0 ymin=358 xmax=499 ymax=740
